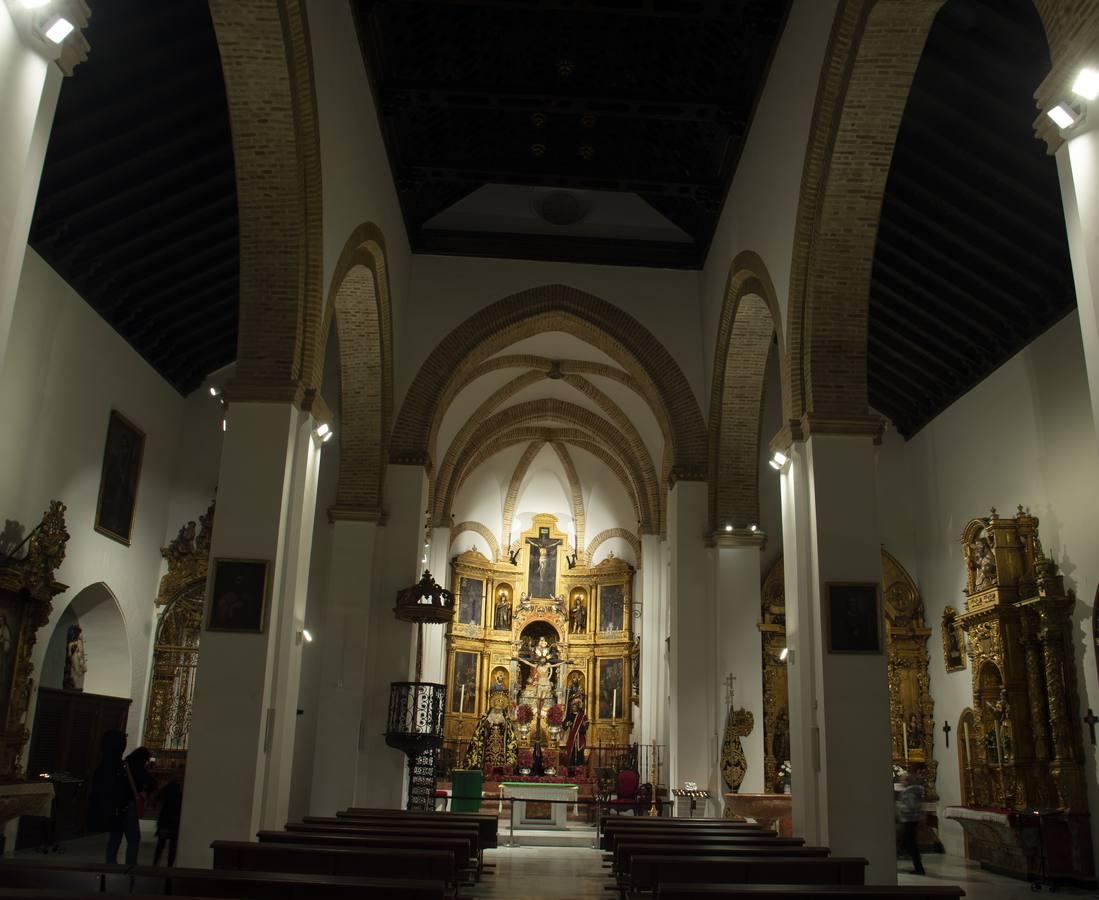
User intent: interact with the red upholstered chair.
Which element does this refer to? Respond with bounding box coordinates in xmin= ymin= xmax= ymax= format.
xmin=608 ymin=769 xmax=641 ymax=814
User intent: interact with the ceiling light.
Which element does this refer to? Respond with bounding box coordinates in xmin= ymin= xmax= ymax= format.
xmin=43 ymin=15 xmax=74 ymax=43
xmin=769 ymin=450 xmax=788 ymax=471
xmin=21 ymin=0 xmax=51 ymax=9
xmin=779 ymin=647 xmax=789 ymax=662
xmin=1047 ymin=102 xmax=1080 ymax=130
xmin=1073 ymin=68 xmax=1099 ymax=101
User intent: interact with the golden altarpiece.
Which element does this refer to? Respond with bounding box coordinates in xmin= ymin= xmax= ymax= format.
xmin=761 ymin=549 xmax=937 ymax=798
xmin=955 ymin=508 xmax=1088 ymax=812
xmin=444 ymin=514 xmax=634 ymax=766
xmin=142 ymin=502 xmax=214 ymax=769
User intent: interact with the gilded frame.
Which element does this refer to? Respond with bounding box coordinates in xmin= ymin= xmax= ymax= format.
xmin=824 ymin=581 xmax=882 ymax=654
xmin=206 ymin=558 xmax=270 ymax=633
xmin=94 ymin=409 xmax=146 ymax=546
xmin=942 ymin=605 xmax=966 ymax=672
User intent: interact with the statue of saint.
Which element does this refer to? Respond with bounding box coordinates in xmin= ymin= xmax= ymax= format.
xmin=569 ymin=595 xmax=586 ymax=633
xmin=971 ymin=536 xmax=998 ymax=591
xmin=493 ymin=589 xmax=512 ymax=630
xmin=514 ymin=637 xmax=567 ymax=702
xmin=525 ymin=528 xmax=562 ymax=598
xmin=64 ymin=624 xmax=87 ymax=691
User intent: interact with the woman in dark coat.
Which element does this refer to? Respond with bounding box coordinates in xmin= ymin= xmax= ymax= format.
xmin=88 ymin=730 xmax=129 ymax=864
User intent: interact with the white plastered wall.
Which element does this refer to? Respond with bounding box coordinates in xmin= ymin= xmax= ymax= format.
xmin=877 ymin=312 xmax=1099 ymax=858
xmin=0 ymin=250 xmax=223 ymax=742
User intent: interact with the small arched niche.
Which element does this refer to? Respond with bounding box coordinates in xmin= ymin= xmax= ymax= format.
xmin=41 ymin=583 xmax=131 ymax=698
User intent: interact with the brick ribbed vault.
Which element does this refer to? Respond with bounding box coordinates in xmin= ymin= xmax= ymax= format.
xmin=445 ymin=424 xmax=655 ymax=535
xmin=433 ymin=398 xmax=660 ymax=532
xmin=211 ymin=0 xmax=323 ymax=405
xmin=709 ymin=251 xmax=789 ymax=533
xmin=451 ymin=521 xmax=500 ymax=561
xmin=496 ymin=441 xmax=587 ymax=561
xmin=391 ymin=286 xmax=705 ymax=482
xmin=316 ymin=224 xmax=394 ymax=522
xmin=586 ymin=529 xmax=642 ymax=566
xmin=784 ymin=0 xmax=1075 ymax=436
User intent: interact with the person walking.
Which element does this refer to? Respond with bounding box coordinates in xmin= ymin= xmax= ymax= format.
xmin=153 ymin=767 xmax=184 ymax=867
xmin=89 ymin=730 xmax=130 ymax=865
xmin=110 ymin=747 xmax=155 ymax=865
xmin=896 ymin=773 xmax=925 ymax=875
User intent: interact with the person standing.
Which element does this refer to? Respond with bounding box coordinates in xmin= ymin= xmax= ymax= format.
xmin=112 ymin=747 xmax=155 ymax=865
xmin=89 ymin=730 xmax=129 ymax=865
xmin=896 ymin=774 xmax=925 ymax=875
xmin=153 ymin=767 xmax=184 ymax=867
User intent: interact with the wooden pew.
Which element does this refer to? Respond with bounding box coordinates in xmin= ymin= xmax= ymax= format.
xmin=132 ymin=864 xmax=449 ymax=899
xmin=631 ymin=855 xmax=868 ymax=894
xmin=656 ymin=887 xmax=966 ymax=900
xmin=0 ymin=860 xmax=130 ymax=894
xmin=257 ymin=829 xmax=476 ymax=879
xmin=292 ymin=820 xmax=484 ymax=867
xmin=333 ymin=810 xmax=499 ymax=849
xmin=211 ymin=840 xmax=456 ymax=889
xmin=613 ymin=843 xmax=828 ymax=881
xmin=602 ymin=827 xmax=780 ymax=851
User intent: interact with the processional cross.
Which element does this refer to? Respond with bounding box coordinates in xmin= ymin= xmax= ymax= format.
xmin=942 ymin=720 xmax=951 ymax=748
xmin=1084 ymin=708 xmax=1098 ymax=746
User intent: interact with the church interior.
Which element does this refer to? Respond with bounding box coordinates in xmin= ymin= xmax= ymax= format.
xmin=2 ymin=0 xmax=1099 ymax=897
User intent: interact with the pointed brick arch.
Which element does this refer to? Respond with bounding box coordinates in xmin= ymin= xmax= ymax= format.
xmin=709 ymin=251 xmax=788 ymax=532
xmin=783 ymin=0 xmax=1071 ymax=436
xmin=315 ymin=224 xmax=394 ymax=521
xmin=210 ymin=0 xmax=323 ymax=404
xmin=586 ymin=528 xmax=642 ymax=566
xmin=391 ymin=285 xmax=706 ymax=482
xmin=501 ymin=441 xmax=547 ymax=553
xmin=451 ymin=521 xmax=500 ymax=562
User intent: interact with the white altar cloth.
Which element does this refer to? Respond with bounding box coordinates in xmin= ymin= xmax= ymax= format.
xmin=498 ymin=782 xmax=579 ymax=833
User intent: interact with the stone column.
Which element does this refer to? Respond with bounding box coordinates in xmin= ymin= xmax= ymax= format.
xmin=713 ymin=532 xmax=767 ymax=795
xmin=1057 ymin=127 xmax=1099 ymax=452
xmin=307 ymin=517 xmax=380 ymax=815
xmin=667 ymin=480 xmax=715 ymax=812
xmin=354 ymin=464 xmax=425 ymax=808
xmin=420 ymin=525 xmax=452 ymax=686
xmin=0 ymin=5 xmax=74 ymax=375
xmin=178 ymin=403 xmax=323 ymax=865
xmin=778 ymin=433 xmax=895 ymax=884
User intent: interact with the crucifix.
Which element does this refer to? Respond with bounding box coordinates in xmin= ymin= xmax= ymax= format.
xmin=1084 ymin=708 xmax=1098 ymax=746
xmin=724 ymin=674 xmax=736 ymax=709
xmin=942 ymin=720 xmax=951 ymax=748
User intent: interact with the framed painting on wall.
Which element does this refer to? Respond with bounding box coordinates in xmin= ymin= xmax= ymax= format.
xmin=451 ymin=651 xmax=479 ymax=714
xmin=598 ymin=657 xmax=624 ymax=719
xmin=94 ymin=410 xmax=146 ymax=545
xmin=457 ymin=577 xmax=484 ymax=626
xmin=825 ymin=582 xmax=882 ymax=654
xmin=599 ymin=584 xmax=625 ymax=633
xmin=206 ymin=559 xmax=269 ymax=633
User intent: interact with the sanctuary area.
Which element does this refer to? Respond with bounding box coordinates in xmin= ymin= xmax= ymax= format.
xmin=2 ymin=0 xmax=1099 ymax=898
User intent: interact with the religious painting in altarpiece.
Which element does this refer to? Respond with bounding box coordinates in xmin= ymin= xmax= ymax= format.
xmin=444 ymin=513 xmax=635 ymax=760
xmin=759 ymin=549 xmax=937 ymax=799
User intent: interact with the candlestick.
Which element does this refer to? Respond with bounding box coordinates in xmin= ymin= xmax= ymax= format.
xmin=460 ymin=684 xmax=465 ymax=713
xmin=963 ymin=721 xmax=972 ymax=763
xmin=902 ymin=720 xmax=909 ymax=761
xmin=612 ymin=688 xmax=618 ymax=719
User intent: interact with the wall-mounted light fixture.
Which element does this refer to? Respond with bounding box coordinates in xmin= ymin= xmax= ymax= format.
xmin=42 ymin=13 xmax=73 ymax=43
xmin=769 ymin=450 xmax=788 ymax=471
xmin=1073 ymin=67 xmax=1099 ymax=101
xmin=779 ymin=646 xmax=789 ymax=662
xmin=313 ymin=422 xmax=334 ymax=445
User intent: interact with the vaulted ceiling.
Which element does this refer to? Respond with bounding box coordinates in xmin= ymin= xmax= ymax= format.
xmin=351 ymin=0 xmax=791 ymax=268
xmin=867 ymin=0 xmax=1075 ymax=438
xmin=28 ymin=0 xmax=237 ymax=396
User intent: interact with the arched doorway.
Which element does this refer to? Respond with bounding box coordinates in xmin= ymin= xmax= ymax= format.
xmin=41 ymin=582 xmax=131 ymax=698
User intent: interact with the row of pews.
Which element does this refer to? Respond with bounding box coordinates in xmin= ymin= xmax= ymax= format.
xmin=0 ymin=806 xmax=499 ymax=899
xmin=599 ymin=815 xmax=966 ymax=899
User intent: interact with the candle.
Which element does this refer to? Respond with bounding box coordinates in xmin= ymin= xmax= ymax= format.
xmin=902 ymin=720 xmax=909 ymax=761
xmin=963 ymin=721 xmax=972 ymax=762
xmin=613 ymin=689 xmax=618 ymax=719
xmin=460 ymin=684 xmax=465 ymax=713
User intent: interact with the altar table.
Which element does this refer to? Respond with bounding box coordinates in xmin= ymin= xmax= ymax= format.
xmin=498 ymin=782 xmax=579 ymax=835
xmin=0 ymin=781 xmax=54 ymax=824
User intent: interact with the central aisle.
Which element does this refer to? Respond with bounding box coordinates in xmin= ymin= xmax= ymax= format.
xmin=472 ymin=846 xmax=606 ymax=899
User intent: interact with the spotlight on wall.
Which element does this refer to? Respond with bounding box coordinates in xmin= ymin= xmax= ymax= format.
xmin=42 ymin=15 xmax=74 ymax=43
xmin=302 ymin=629 xmax=314 ymax=643
xmin=1073 ymin=67 xmax=1099 ymax=101
xmin=221 ymin=418 xmax=227 ymax=433
xmin=209 ymin=386 xmax=220 ymax=397
xmin=21 ymin=0 xmax=51 ymax=9
xmin=749 ymin=524 xmax=759 ymax=533
xmin=769 ymin=450 xmax=788 ymax=471
xmin=1047 ymin=102 xmax=1082 ymax=130
xmin=313 ymin=422 xmax=333 ymax=444
xmin=779 ymin=647 xmax=789 ymax=662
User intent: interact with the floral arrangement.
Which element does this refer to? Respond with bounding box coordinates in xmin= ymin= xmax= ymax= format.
xmin=515 ymin=704 xmax=534 ymax=725
xmin=546 ymin=704 xmax=565 ymax=727
xmin=778 ymin=761 xmax=792 ymax=782
xmin=892 ymin=764 xmax=908 ymax=781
